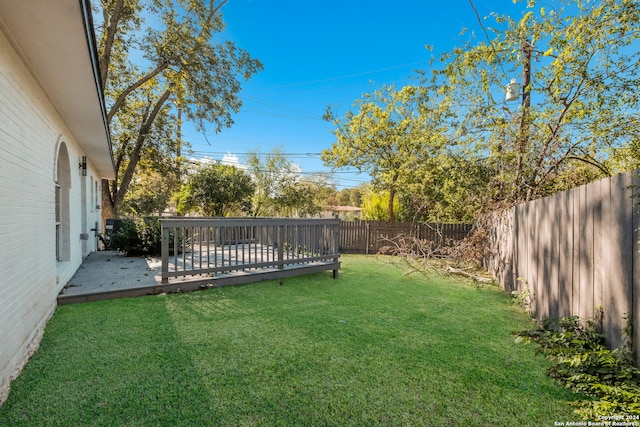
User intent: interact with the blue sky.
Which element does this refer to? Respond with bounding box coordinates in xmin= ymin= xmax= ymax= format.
xmin=183 ymin=0 xmax=531 ymax=189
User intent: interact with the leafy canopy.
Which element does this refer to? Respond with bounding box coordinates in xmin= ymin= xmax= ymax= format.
xmin=431 ymin=0 xmax=640 ymax=203
xmin=323 ymin=85 xmax=448 ymax=224
xmin=95 ymin=0 xmax=262 ymax=218
xmin=324 ymin=0 xmax=640 ymax=222
xmin=247 ymin=150 xmax=301 ymax=217
xmin=175 ymin=162 xmax=255 ymax=216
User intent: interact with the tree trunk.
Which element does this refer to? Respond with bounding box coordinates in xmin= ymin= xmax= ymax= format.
xmin=388 ymin=187 xmax=396 ymax=227
xmin=102 ymin=90 xmax=172 ymax=224
xmin=387 ymin=173 xmax=399 ymax=226
xmin=99 ymin=0 xmax=125 ymax=89
xmin=101 ymin=179 xmax=116 ymax=226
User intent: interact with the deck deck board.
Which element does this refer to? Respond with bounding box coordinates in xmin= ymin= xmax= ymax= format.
xmin=57 ymin=250 xmax=339 ymax=305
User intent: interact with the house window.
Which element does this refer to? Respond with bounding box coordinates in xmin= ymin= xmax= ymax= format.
xmin=90 ymin=176 xmax=94 ymax=212
xmin=55 ymin=142 xmax=71 ymax=262
xmin=55 ymin=183 xmax=60 ymax=260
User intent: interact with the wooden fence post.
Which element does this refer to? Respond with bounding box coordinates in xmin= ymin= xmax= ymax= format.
xmin=332 ymin=221 xmax=340 ymax=278
xmin=365 ymin=222 xmax=370 ymax=255
xmin=161 ymin=221 xmax=169 ymax=284
xmin=278 ymin=224 xmax=285 ymax=270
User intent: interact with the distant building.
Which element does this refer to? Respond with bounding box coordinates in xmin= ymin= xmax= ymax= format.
xmin=0 ymin=0 xmax=114 ymax=404
xmin=321 ymin=206 xmax=363 ymax=220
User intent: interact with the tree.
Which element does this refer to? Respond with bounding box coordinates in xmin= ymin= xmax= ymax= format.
xmin=349 ymin=186 xmax=364 ymax=207
xmin=305 ymin=172 xmax=338 ymax=208
xmin=120 ymin=168 xmax=179 ymax=216
xmin=360 ymin=188 xmax=402 ymax=221
xmin=175 ymin=162 xmax=254 ymax=216
xmin=336 ymin=187 xmax=363 ymax=207
xmin=323 ymin=85 xmax=446 ymax=225
xmin=274 ymin=182 xmax=321 ymax=218
xmin=430 ymin=0 xmax=640 ymax=204
xmin=336 ymin=189 xmax=351 ymax=206
xmin=95 ymin=0 xmax=262 ymax=220
xmin=247 ymin=150 xmax=301 ymax=216
xmin=398 ymin=152 xmax=491 ymax=223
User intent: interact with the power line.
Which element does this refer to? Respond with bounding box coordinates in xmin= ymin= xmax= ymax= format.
xmin=244 ymin=61 xmax=429 ymax=93
xmin=188 ymin=150 xmax=324 ymax=158
xmin=236 ymin=106 xmax=331 ymax=129
xmin=183 ymin=153 xmax=370 ymax=176
xmin=253 ymin=84 xmax=373 ymax=97
xmin=240 ymin=95 xmax=324 ymax=120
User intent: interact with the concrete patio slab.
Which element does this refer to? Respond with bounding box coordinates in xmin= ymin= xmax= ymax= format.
xmin=57 ymin=251 xmax=162 ymax=304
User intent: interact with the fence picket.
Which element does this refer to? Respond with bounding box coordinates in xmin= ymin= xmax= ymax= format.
xmin=338 ymin=220 xmax=473 ymax=254
xmin=484 ymin=168 xmax=640 ymax=359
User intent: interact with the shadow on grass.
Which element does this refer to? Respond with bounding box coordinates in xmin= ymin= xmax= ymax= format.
xmin=0 ymin=297 xmax=213 ymax=426
xmin=0 ymin=255 xmax=581 ymax=426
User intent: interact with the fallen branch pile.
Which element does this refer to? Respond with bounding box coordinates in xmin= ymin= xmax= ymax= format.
xmin=375 ymin=222 xmax=493 ymax=283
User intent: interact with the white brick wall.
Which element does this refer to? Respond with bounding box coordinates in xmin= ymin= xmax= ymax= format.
xmin=0 ymin=26 xmax=104 ymax=402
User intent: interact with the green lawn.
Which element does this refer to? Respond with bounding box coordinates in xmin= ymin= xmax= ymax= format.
xmin=0 ymin=255 xmax=582 ymax=426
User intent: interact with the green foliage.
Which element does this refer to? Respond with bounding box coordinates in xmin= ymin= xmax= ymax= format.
xmin=361 ymin=189 xmax=401 ymax=221
xmin=510 ymin=279 xmax=533 ymax=314
xmin=336 ymin=189 xmax=350 ymax=206
xmin=247 ymin=150 xmax=301 ymax=216
xmin=430 ymin=0 xmax=640 ymax=204
xmin=323 ymin=84 xmax=446 ymax=224
xmin=515 ymin=315 xmax=640 ymax=419
xmin=175 ymin=162 xmax=254 ymax=217
xmin=399 ymin=153 xmax=491 ymax=222
xmin=244 ymin=153 xmax=337 ymax=218
xmin=96 ymin=0 xmax=262 ymax=217
xmin=110 ymin=217 xmax=162 ymax=256
xmin=121 ymin=168 xmax=180 ymax=216
xmin=274 ymin=181 xmax=324 ymax=217
xmin=336 ymin=186 xmax=363 ymax=207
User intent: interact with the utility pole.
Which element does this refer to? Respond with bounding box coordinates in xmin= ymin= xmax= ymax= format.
xmin=514 ymin=38 xmax=533 ymax=201
xmin=521 ymin=39 xmax=532 ymax=110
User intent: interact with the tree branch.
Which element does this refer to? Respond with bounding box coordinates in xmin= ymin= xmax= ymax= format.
xmin=114 ymin=90 xmax=172 ymax=209
xmin=566 ymin=155 xmax=611 ymax=176
xmin=106 ymin=61 xmax=171 ymax=124
xmin=99 ymin=0 xmax=125 ymax=89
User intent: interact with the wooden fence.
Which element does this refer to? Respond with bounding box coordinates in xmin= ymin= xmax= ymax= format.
xmin=161 ymin=218 xmax=340 ymax=289
xmin=339 ymin=220 xmax=473 ymax=254
xmin=484 ymin=168 xmax=640 ymax=355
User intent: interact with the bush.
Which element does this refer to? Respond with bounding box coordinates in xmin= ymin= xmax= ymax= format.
xmin=110 ymin=217 xmax=162 ymax=256
xmin=515 ymin=315 xmax=640 ymax=419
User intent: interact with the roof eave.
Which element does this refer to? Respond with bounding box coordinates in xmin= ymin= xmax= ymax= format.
xmin=0 ymin=0 xmax=115 ymax=179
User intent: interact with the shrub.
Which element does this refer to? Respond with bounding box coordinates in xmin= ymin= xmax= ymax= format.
xmin=515 ymin=315 xmax=640 ymax=419
xmin=110 ymin=217 xmax=162 ymax=256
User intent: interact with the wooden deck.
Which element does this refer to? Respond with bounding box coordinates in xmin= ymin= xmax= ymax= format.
xmin=58 ymin=218 xmax=341 ymax=305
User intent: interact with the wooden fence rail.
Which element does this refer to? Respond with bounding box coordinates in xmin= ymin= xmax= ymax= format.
xmin=161 ymin=218 xmax=340 ymax=289
xmin=484 ymin=168 xmax=640 ymax=357
xmin=339 ymin=220 xmax=473 ymax=254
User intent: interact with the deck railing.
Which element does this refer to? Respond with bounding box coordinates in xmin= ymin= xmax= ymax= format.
xmin=160 ymin=218 xmax=340 ymax=286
